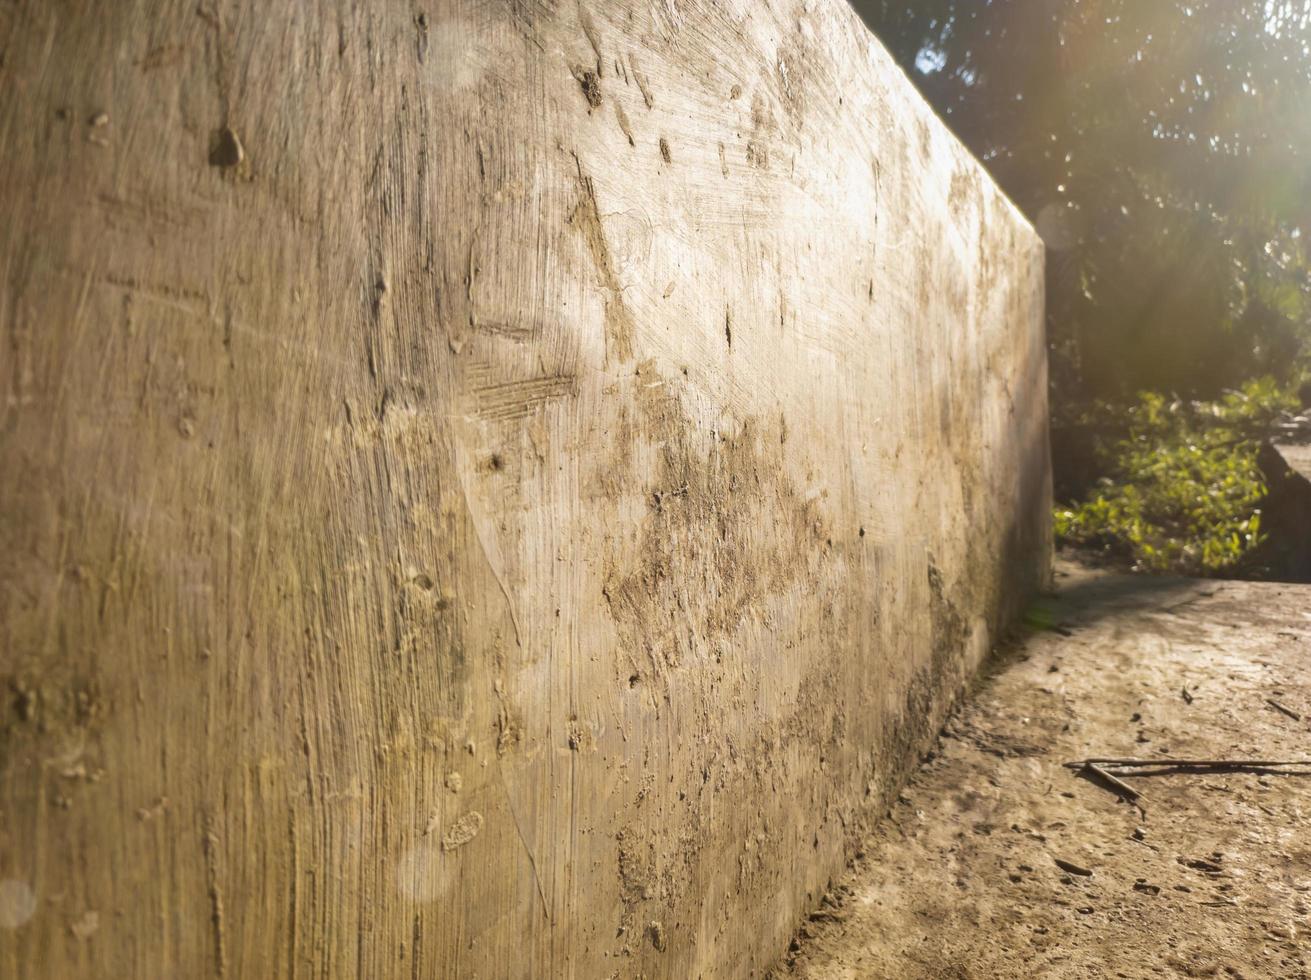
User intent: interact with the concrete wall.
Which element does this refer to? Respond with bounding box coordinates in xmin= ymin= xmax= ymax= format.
xmin=0 ymin=1 xmax=1049 ymax=976
xmin=1256 ymin=442 xmax=1311 ymax=581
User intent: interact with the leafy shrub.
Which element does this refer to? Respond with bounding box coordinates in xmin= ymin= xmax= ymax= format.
xmin=1054 ymin=377 xmax=1301 ymax=574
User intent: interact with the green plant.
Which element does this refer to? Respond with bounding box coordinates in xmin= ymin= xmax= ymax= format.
xmin=1054 ymin=377 xmax=1301 ymax=574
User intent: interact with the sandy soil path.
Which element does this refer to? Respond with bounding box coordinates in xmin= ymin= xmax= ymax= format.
xmin=775 ymin=559 xmax=1311 ymax=979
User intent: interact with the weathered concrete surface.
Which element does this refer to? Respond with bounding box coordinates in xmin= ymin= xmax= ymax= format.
xmin=1276 ymin=442 xmax=1311 ymax=479
xmin=0 ymin=1 xmax=1047 ymax=977
xmin=779 ymin=561 xmax=1311 ymax=979
xmin=1255 ymin=441 xmax=1311 ymax=581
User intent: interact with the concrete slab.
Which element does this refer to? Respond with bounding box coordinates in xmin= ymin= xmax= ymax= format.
xmin=1276 ymin=442 xmax=1311 ymax=482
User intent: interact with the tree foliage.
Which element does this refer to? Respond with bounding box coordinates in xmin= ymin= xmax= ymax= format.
xmin=1053 ymin=378 xmax=1300 ymax=573
xmin=854 ymin=0 xmax=1311 ymax=400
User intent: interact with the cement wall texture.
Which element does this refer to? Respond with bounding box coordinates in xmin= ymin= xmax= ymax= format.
xmin=0 ymin=1 xmax=1049 ymax=977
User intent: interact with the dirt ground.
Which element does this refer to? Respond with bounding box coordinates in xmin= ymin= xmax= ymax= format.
xmin=775 ymin=558 xmax=1311 ymax=979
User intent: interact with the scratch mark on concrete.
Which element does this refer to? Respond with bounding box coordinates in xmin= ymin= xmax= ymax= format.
xmin=203 ymin=815 xmax=228 ymax=978
xmin=631 ymin=56 xmax=654 ymax=109
xmin=569 ymin=154 xmax=635 ymax=361
xmin=579 ymin=7 xmax=603 ymax=75
xmin=472 ymin=373 xmax=577 ymax=421
xmin=499 ymin=767 xmax=552 ymax=922
xmin=455 ymin=465 xmax=524 ymax=649
xmin=614 ymin=102 xmax=635 ymax=147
